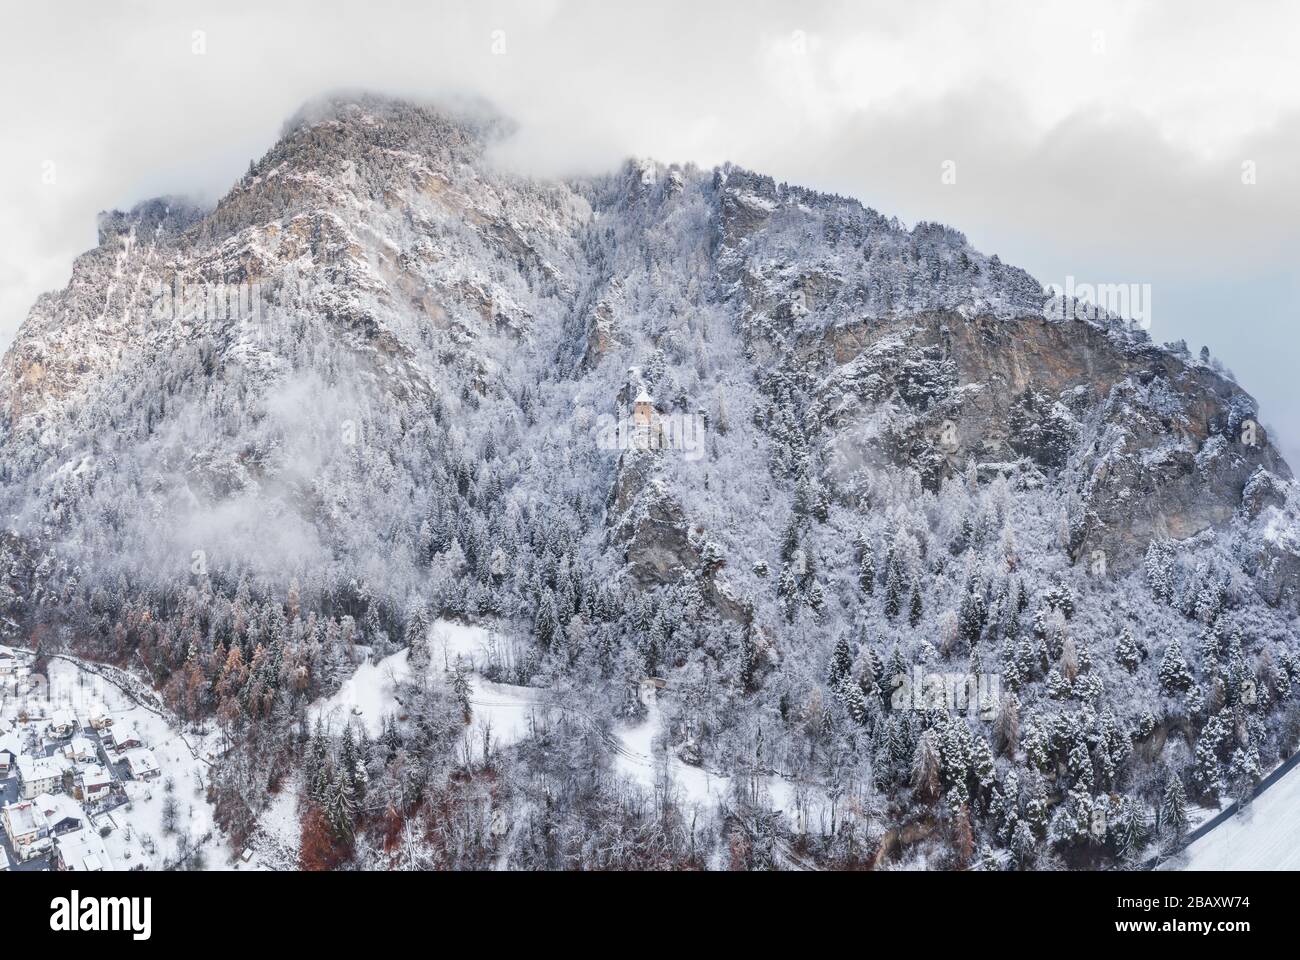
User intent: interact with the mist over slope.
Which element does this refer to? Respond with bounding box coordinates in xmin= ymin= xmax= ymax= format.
xmin=1 ymin=94 xmax=1297 ymax=869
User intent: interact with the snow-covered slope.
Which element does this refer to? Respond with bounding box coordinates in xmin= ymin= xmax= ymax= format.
xmin=1166 ymin=757 xmax=1300 ymax=870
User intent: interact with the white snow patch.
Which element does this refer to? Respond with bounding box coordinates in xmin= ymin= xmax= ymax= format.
xmin=429 ymin=619 xmax=494 ymax=672
xmin=611 ymin=701 xmax=827 ymax=830
xmin=308 ymin=649 xmax=411 ymax=738
xmin=466 ymin=678 xmax=546 ymax=749
xmin=1167 ymin=760 xmax=1300 ymax=870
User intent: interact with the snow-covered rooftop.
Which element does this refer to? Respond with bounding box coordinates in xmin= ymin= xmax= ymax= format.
xmin=34 ymin=791 xmax=84 ymax=827
xmin=123 ymin=747 xmax=160 ymax=777
xmin=17 ymin=753 xmax=70 ymax=781
xmin=56 ymin=828 xmax=114 ymax=872
xmin=3 ymin=799 xmax=43 ymax=830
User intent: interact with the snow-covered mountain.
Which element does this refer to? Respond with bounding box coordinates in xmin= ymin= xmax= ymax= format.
xmin=2 ymin=93 xmax=1298 ymax=870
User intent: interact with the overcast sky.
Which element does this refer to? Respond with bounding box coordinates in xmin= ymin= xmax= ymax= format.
xmin=2 ymin=0 xmax=1297 ymax=460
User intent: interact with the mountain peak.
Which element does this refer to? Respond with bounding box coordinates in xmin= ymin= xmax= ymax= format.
xmin=278 ymin=89 xmax=514 ymax=153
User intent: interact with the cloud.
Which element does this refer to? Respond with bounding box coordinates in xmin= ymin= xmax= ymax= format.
xmin=2 ymin=0 xmax=1297 ymax=457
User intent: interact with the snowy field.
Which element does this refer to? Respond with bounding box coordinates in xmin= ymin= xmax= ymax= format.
xmin=429 ymin=618 xmax=496 ymax=671
xmin=435 ymin=619 xmax=797 ymax=818
xmin=1164 ymin=760 xmax=1300 ymax=870
xmin=309 ymin=648 xmax=413 ymax=738
xmin=612 ymin=701 xmax=731 ymax=807
xmin=431 ymin=620 xmax=547 ymax=748
xmin=308 ymin=620 xmax=544 ymax=750
xmin=611 ymin=698 xmax=830 ymax=835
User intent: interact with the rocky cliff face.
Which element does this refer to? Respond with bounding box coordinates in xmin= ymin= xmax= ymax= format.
xmin=1 ymin=93 xmax=1298 ymax=870
xmin=795 ymin=310 xmax=1290 ymax=570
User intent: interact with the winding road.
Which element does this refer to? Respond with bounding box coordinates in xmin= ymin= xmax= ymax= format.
xmin=1148 ymin=747 xmax=1300 ymax=870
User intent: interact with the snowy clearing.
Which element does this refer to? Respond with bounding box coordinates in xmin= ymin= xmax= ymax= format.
xmin=307 ymin=622 xmax=545 ymax=752
xmin=309 ymin=649 xmax=412 ymax=738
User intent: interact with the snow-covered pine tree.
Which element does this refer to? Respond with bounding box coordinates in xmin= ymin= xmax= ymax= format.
xmin=858 ymin=540 xmax=876 ymax=596
xmin=829 ymin=635 xmax=854 ymax=688
xmin=1116 ymin=626 xmax=1141 ymax=673
xmin=1158 ymin=637 xmax=1194 ymax=694
xmin=908 ymin=578 xmax=923 ymax=626
xmin=885 ymin=565 xmax=902 ymax=620
xmin=1159 ymin=773 xmax=1189 ymax=843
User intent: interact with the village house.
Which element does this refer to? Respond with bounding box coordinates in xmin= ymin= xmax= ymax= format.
xmin=17 ymin=753 xmax=71 ymax=799
xmin=46 ymin=708 xmax=77 ymax=740
xmin=55 ymin=828 xmax=114 ymax=873
xmin=34 ymin=793 xmax=84 ymax=836
xmin=88 ymin=706 xmax=113 ymax=731
xmin=80 ymin=764 xmax=114 ymax=805
xmin=1 ymin=800 xmax=51 ymax=860
xmin=123 ymin=747 xmax=161 ymax=781
xmin=0 ymin=646 xmax=16 ymax=675
xmin=62 ymin=736 xmax=97 ymax=764
xmin=107 ymin=725 xmax=143 ymax=753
